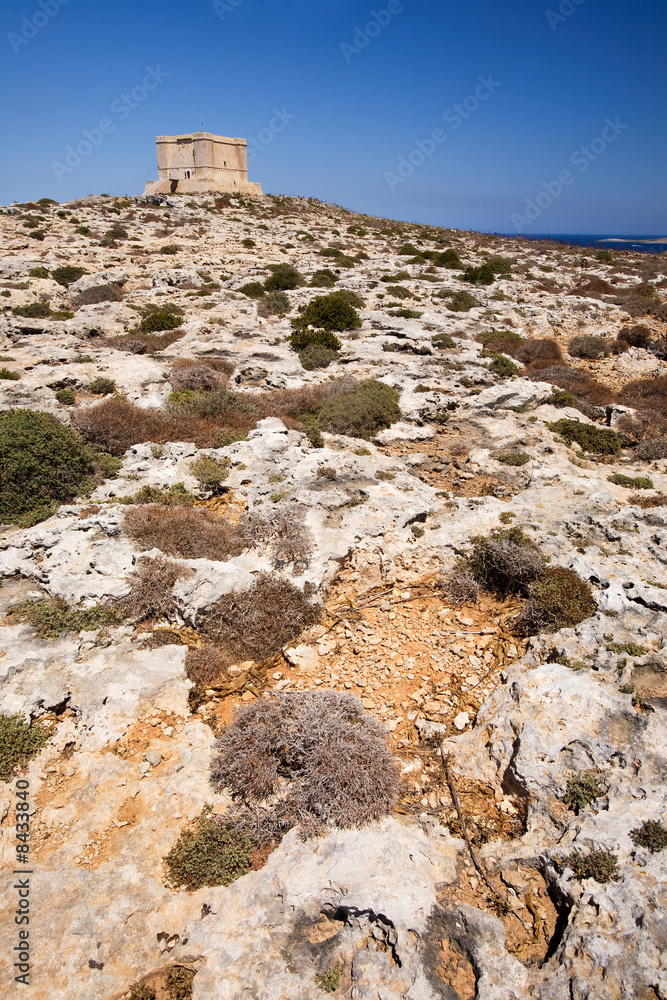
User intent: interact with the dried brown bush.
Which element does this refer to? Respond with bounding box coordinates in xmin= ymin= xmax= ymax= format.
xmin=198 ymin=573 xmax=321 ymax=662
xmin=107 ymin=329 xmax=186 ymax=354
xmin=170 ymin=362 xmax=227 ymax=392
xmin=568 ymin=335 xmax=611 ymax=359
xmin=619 ymin=324 xmax=652 ymax=349
xmin=618 ymin=377 xmax=667 ymax=419
xmin=467 ymin=530 xmax=544 ymax=597
xmin=73 ymin=397 xmax=227 ymax=454
xmin=118 ymin=554 xmax=192 ymax=621
xmin=537 ymin=365 xmax=615 ymax=407
xmin=237 ymin=506 xmax=313 ymax=569
xmin=517 ymin=338 xmax=562 ymax=366
xmin=569 ymin=276 xmax=615 ymax=297
xmin=124 ymin=505 xmax=245 ymax=561
xmin=210 ymin=691 xmax=400 ymax=840
xmin=440 ymin=566 xmax=480 ymax=606
xmin=185 ymin=646 xmax=230 ymax=688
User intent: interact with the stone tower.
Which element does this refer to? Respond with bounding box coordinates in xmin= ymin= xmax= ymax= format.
xmin=143 ymin=132 xmax=263 ymax=196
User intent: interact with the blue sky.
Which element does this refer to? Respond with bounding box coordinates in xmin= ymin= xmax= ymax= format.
xmin=1 ymin=0 xmax=665 ymax=234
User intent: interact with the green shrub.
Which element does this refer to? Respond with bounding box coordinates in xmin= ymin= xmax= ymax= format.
xmin=317 ymin=380 xmax=400 ymax=440
xmin=258 ymin=290 xmax=291 ymax=317
xmin=28 ymin=229 xmax=45 ymax=241
xmin=165 ymin=809 xmax=253 ymax=890
xmin=189 ymin=455 xmax=230 ymax=491
xmin=477 ymin=329 xmax=523 ymax=348
xmin=388 ymin=307 xmax=422 ymax=319
xmin=547 ymin=418 xmax=621 ymax=454
xmin=88 ymin=376 xmax=116 ymax=395
xmin=291 ymin=291 xmax=362 ymax=334
xmin=160 ymin=244 xmax=179 ymax=254
xmin=432 ymin=332 xmax=455 ymax=349
xmin=12 ymin=301 xmax=55 ymax=319
xmin=487 ymin=354 xmax=520 ymax=377
xmin=496 ymin=452 xmax=530 ymax=466
xmin=239 ymin=282 xmax=265 ymax=299
xmin=461 ymin=263 xmax=495 ymax=286
xmin=597 ymin=249 xmax=614 ymax=263
xmin=291 ymin=326 xmax=342 ymax=355
xmin=7 ymin=597 xmax=124 ymax=638
xmin=264 ymin=263 xmax=303 ymax=291
xmin=548 ymin=389 xmax=577 ymax=408
xmin=606 ymin=641 xmax=648 ymax=656
xmin=28 ymin=267 xmax=49 ymax=279
xmin=630 ymin=820 xmax=667 ymax=853
xmin=385 ymin=285 xmax=412 ymax=300
xmin=520 ymin=565 xmax=597 ymax=632
xmin=74 ymin=226 xmax=91 ymax=236
xmin=563 ymin=771 xmax=606 ymax=814
xmin=607 ymin=473 xmax=654 ymax=489
xmin=118 ymin=483 xmax=197 ymax=507
xmin=309 ymin=269 xmax=338 ymax=287
xmin=51 ymin=266 xmax=87 ymax=287
xmin=435 ymin=248 xmax=462 ymax=268
xmin=445 ymin=290 xmax=479 ymax=312
xmin=0 ymin=368 xmax=20 ymax=380
xmin=241 ymin=237 xmax=255 ymax=248
xmin=139 ymin=305 xmax=183 ymax=333
xmin=0 ymin=409 xmax=93 ymax=524
xmin=298 ymin=343 xmax=340 ymax=370
xmin=55 ymin=388 xmax=76 ymax=405
xmin=563 ymin=849 xmax=620 ymax=883
xmin=0 ymin=714 xmax=52 ymax=781
xmin=398 ymin=243 xmax=420 ymax=255
xmin=487 ymin=255 xmax=513 ymax=275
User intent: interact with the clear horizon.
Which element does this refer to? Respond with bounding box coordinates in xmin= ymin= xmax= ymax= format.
xmin=1 ymin=0 xmax=665 ymax=235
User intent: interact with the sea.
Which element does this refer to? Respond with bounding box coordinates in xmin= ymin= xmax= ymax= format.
xmin=514 ymin=233 xmax=667 ymax=255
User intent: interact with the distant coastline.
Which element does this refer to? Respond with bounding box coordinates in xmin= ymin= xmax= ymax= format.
xmin=508 ymin=233 xmax=667 ymax=255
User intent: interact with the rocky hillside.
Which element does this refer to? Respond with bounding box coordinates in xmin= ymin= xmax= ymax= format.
xmin=0 ymin=192 xmax=666 ymax=1000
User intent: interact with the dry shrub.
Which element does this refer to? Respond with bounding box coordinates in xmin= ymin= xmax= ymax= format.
xmin=467 ymin=530 xmax=544 ymax=597
xmin=268 ymin=378 xmax=355 ymax=418
xmin=185 ymin=646 xmax=230 ymax=688
xmin=618 ymin=377 xmax=667 ymax=419
xmin=616 ymin=412 xmax=667 ymax=449
xmin=118 ymin=554 xmax=192 ymax=621
xmin=517 ymin=338 xmax=562 ymax=366
xmin=537 ymin=364 xmax=615 ymax=407
xmin=636 ymin=439 xmax=667 ymax=461
xmin=440 ymin=566 xmax=480 ymax=606
xmin=569 ymin=276 xmax=615 ymax=297
xmin=568 ymin=335 xmax=611 ymax=359
xmin=167 ymin=387 xmax=267 ymax=430
xmin=210 ymin=690 xmax=400 ymax=840
xmin=124 ymin=505 xmax=245 ymax=561
xmin=237 ymin=507 xmax=313 ymax=569
xmin=170 ymin=361 xmax=228 ymax=392
xmin=620 ymin=324 xmax=652 ymax=349
xmin=107 ymin=329 xmax=186 ymax=354
xmin=198 ymin=573 xmax=321 ymax=662
xmin=73 ymin=397 xmax=228 ymax=454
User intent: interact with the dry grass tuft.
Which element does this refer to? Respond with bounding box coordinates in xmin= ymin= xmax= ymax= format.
xmin=210 ymin=690 xmax=400 ymax=840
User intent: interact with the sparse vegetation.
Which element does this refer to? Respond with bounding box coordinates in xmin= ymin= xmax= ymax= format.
xmin=608 ymin=473 xmax=654 ymax=489
xmin=51 ymin=265 xmax=87 ymax=287
xmin=630 ymin=820 xmax=667 ymax=853
xmin=443 ymin=290 xmax=480 ymax=312
xmin=315 ymin=963 xmax=343 ymax=993
xmin=118 ymin=554 xmax=192 ymax=622
xmin=495 ymin=453 xmax=530 ymax=466
xmin=568 ymin=335 xmax=610 ymax=359
xmin=264 ymin=262 xmax=304 ymax=291
xmin=519 ymin=565 xmax=597 ymax=634
xmin=486 ymin=354 xmax=520 ymax=377
xmin=563 ymin=772 xmax=606 ymax=814
xmin=55 ymin=388 xmax=76 ymax=405
xmin=189 ymin=455 xmax=230 ymax=491
xmin=6 ymin=597 xmax=124 ymax=638
xmin=0 ymin=714 xmax=52 ymax=782
xmin=258 ymin=290 xmax=291 ymax=317
xmin=165 ymin=809 xmax=253 ymax=890
xmin=563 ymin=849 xmax=621 ymax=884
xmin=0 ymin=368 xmax=20 ymax=380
